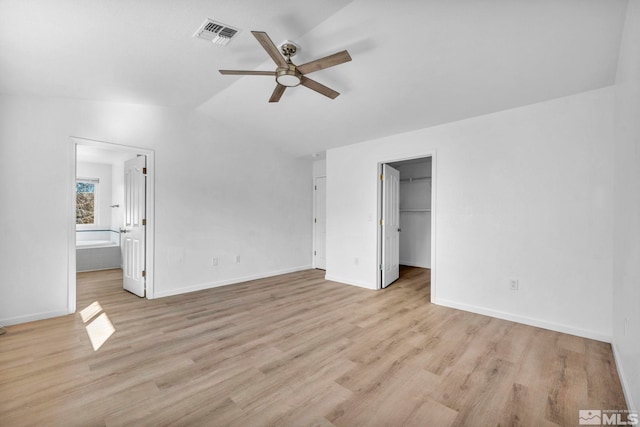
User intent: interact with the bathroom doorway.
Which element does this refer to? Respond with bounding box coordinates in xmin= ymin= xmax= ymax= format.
xmin=68 ymin=138 xmax=155 ymax=314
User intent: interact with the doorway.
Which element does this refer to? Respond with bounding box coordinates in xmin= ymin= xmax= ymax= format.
xmin=313 ymin=176 xmax=326 ymax=270
xmin=378 ymin=156 xmax=433 ymax=290
xmin=67 ymin=137 xmax=155 ymax=314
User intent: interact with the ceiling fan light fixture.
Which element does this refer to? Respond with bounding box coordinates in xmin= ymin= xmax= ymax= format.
xmin=276 ymin=66 xmax=301 ymax=87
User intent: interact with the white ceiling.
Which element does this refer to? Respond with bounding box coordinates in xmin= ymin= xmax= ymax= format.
xmin=0 ymin=0 xmax=628 ymax=157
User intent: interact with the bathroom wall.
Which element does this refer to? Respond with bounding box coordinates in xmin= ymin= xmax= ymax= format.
xmin=111 ymin=161 xmax=125 ymax=231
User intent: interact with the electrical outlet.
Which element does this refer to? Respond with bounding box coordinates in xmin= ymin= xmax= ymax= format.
xmin=235 ymin=255 xmax=240 ymax=263
xmin=212 ymin=257 xmax=218 ymax=266
xmin=509 ymin=279 xmax=519 ymax=291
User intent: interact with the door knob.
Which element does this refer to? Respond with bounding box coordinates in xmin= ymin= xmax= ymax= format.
xmin=119 ymin=228 xmax=129 ymax=234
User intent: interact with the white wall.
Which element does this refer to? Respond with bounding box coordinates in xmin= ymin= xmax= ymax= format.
xmin=326 ymin=87 xmax=614 ymax=341
xmin=0 ymin=94 xmax=312 ymax=325
xmin=612 ymin=0 xmax=640 ymax=412
xmin=76 ymin=161 xmax=113 ymax=230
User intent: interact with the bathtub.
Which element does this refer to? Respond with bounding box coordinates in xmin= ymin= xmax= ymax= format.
xmin=76 ymin=230 xmax=121 ymax=272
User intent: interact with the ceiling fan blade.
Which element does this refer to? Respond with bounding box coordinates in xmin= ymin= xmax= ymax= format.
xmin=269 ymin=84 xmax=286 ymax=103
xmin=297 ymin=50 xmax=352 ymax=75
xmin=219 ymin=70 xmax=275 ymax=76
xmin=300 ymin=76 xmax=340 ymax=99
xmin=251 ymin=31 xmax=287 ymax=67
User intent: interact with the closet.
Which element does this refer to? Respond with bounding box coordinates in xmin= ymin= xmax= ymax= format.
xmin=389 ymin=157 xmax=432 ymax=268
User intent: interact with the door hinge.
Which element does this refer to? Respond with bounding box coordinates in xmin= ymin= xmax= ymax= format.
xmin=314 ymin=250 xmax=316 ymax=256
xmin=142 ymin=270 xmax=146 ymax=278
xmin=314 ymin=218 xmax=317 ymax=223
xmin=142 ymin=218 xmax=146 ymax=226
xmin=142 ymin=167 xmax=147 ymax=175
xmin=380 ymin=219 xmax=383 ymax=226
xmin=314 ymin=185 xmax=317 ymax=190
xmin=380 ymin=174 xmax=384 ymax=181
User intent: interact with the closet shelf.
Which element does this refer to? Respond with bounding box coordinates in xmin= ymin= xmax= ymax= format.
xmin=400 ymin=208 xmax=431 ymax=212
xmin=400 ymin=176 xmax=431 ymax=183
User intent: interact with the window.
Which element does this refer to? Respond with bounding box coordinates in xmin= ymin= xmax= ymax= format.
xmin=76 ymin=179 xmax=99 ymax=224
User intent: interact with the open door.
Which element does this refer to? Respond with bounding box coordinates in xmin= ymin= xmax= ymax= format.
xmin=314 ymin=176 xmax=327 ymax=270
xmin=122 ymin=155 xmax=146 ymax=297
xmin=381 ymin=164 xmax=400 ymax=288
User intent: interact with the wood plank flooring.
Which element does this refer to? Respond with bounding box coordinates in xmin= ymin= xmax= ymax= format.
xmin=0 ymin=267 xmax=627 ymax=426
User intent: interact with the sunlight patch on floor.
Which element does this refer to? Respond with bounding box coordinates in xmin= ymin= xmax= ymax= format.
xmin=79 ymin=301 xmax=115 ymax=351
xmin=79 ymin=301 xmax=103 ymax=323
xmin=85 ymin=312 xmax=115 ymax=351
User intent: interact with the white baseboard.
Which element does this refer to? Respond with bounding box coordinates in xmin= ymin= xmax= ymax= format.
xmin=324 ymin=275 xmax=375 ymax=290
xmin=399 ymin=260 xmax=430 ymax=268
xmin=1 ymin=309 xmax=71 ymax=327
xmin=612 ymin=342 xmax=637 ymax=413
xmin=433 ymin=297 xmax=612 ymax=343
xmin=154 ymin=265 xmax=312 ymax=298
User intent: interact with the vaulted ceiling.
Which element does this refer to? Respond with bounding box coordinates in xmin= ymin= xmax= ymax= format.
xmin=0 ymin=0 xmax=628 ymax=157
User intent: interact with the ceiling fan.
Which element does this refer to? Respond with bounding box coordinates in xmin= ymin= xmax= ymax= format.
xmin=219 ymin=31 xmax=352 ymax=103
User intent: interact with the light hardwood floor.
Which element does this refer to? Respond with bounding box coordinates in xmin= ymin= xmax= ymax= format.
xmin=0 ymin=267 xmax=627 ymax=426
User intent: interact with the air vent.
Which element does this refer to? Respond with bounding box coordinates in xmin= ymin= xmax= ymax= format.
xmin=193 ymin=19 xmax=241 ymax=46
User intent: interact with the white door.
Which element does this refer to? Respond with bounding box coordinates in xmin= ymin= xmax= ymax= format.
xmin=381 ymin=164 xmax=400 ymax=288
xmin=314 ymin=176 xmax=326 ymax=270
xmin=122 ymin=156 xmax=146 ymax=297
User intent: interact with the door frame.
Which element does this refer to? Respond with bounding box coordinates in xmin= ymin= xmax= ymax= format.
xmin=67 ymin=137 xmax=155 ymax=314
xmin=312 ymin=175 xmax=327 ymax=270
xmin=376 ymin=152 xmax=437 ymax=301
